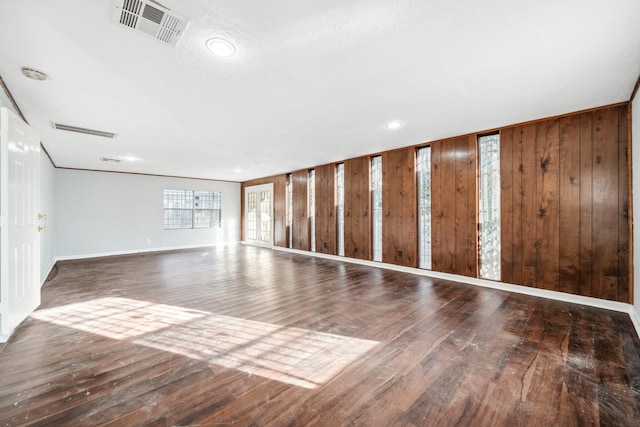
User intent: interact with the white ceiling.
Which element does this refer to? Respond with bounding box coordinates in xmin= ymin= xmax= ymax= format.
xmin=1 ymin=0 xmax=639 ymax=182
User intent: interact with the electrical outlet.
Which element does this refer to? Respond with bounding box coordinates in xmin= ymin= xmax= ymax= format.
xmin=145 ymin=238 xmax=151 ymax=244
xmin=397 ymin=249 xmax=403 ymax=257
xmin=354 ymin=247 xmax=358 ymax=253
xmin=324 ymin=242 xmax=327 ymax=248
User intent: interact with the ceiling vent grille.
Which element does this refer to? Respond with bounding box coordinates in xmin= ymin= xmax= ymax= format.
xmin=52 ymin=122 xmax=118 ymax=139
xmin=114 ymin=0 xmax=188 ymax=46
xmin=100 ymin=157 xmax=122 ymax=163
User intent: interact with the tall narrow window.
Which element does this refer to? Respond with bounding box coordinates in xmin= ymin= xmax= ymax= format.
xmin=309 ymin=169 xmax=316 ymax=252
xmin=336 ymin=163 xmax=345 ymax=256
xmin=286 ymin=173 xmax=292 ymax=248
xmin=417 ymin=147 xmax=432 ymax=269
xmin=478 ymin=133 xmax=501 ymax=280
xmin=371 ymin=156 xmax=382 ymax=262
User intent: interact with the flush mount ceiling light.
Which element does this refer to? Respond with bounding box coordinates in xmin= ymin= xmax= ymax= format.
xmin=206 ymin=38 xmax=235 ymax=57
xmin=21 ymin=67 xmax=48 ymax=81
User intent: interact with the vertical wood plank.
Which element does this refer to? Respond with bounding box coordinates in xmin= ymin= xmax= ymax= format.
xmin=512 ymin=126 xmax=524 ymax=285
xmin=292 ymin=169 xmax=309 ymax=251
xmin=382 ymin=148 xmax=418 ymax=267
xmin=345 ymin=157 xmax=371 ymax=260
xmin=520 ymin=124 xmax=538 ymax=288
xmin=500 ymin=128 xmax=515 ymax=284
xmin=591 ymin=108 xmax=619 ymax=301
xmin=315 ymin=164 xmax=336 ymax=255
xmin=535 ymin=120 xmax=560 ymax=291
xmin=617 ymin=105 xmax=630 ymax=303
xmin=578 ymin=112 xmax=594 ymax=297
xmin=442 ymin=140 xmax=457 ymax=273
xmin=466 ymin=136 xmax=478 ymax=277
xmin=454 ymin=137 xmax=468 ymax=275
xmin=558 ymin=116 xmax=580 ymax=295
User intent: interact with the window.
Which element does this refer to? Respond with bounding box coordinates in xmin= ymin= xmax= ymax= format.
xmin=478 ymin=133 xmax=501 ymax=280
xmin=336 ymin=163 xmax=345 ymax=256
xmin=163 ymin=189 xmax=221 ymax=229
xmin=286 ymin=173 xmax=293 ymax=248
xmin=371 ymin=156 xmax=382 ymax=262
xmin=417 ymin=147 xmax=432 ymax=269
xmin=309 ymin=169 xmax=316 ymax=252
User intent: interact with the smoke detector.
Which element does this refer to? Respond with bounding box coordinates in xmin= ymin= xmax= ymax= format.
xmin=113 ymin=0 xmax=189 ymax=46
xmin=21 ymin=67 xmax=48 ymax=81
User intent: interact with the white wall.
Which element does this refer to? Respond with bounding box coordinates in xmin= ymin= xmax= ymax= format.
xmin=55 ymin=169 xmax=240 ymax=258
xmin=40 ymin=151 xmax=56 ymax=282
xmin=633 ymin=94 xmax=640 ymax=320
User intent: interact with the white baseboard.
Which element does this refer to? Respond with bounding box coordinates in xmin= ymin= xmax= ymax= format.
xmin=55 ymin=242 xmax=238 ymax=262
xmin=40 ymin=258 xmax=57 ymax=286
xmin=271 ymin=246 xmax=640 ymax=339
xmin=630 ymin=309 xmax=640 ymax=339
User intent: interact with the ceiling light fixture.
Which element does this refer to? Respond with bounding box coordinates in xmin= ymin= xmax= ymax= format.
xmin=21 ymin=67 xmax=48 ymax=81
xmin=206 ymin=38 xmax=236 ymax=57
xmin=386 ymin=120 xmax=403 ymax=130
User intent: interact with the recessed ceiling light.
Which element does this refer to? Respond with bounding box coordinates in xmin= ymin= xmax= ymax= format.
xmin=21 ymin=67 xmax=48 ymax=81
xmin=386 ymin=120 xmax=403 ymax=130
xmin=206 ymin=38 xmax=236 ymax=57
xmin=234 ymin=168 xmax=242 ymax=173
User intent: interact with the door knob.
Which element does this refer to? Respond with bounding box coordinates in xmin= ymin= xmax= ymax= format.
xmin=38 ymin=226 xmax=47 ymax=232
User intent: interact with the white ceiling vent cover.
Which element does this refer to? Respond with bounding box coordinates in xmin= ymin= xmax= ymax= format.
xmin=114 ymin=0 xmax=188 ymax=46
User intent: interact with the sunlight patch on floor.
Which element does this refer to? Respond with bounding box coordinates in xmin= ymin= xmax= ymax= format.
xmin=31 ymin=297 xmax=379 ymax=389
xmin=31 ymin=297 xmax=207 ymax=339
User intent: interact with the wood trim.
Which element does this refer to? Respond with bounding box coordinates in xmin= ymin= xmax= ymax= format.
xmin=0 ymin=73 xmax=57 ymax=167
xmin=57 ymin=167 xmax=240 ymax=184
xmin=630 ymin=73 xmax=640 ymax=102
xmin=0 ymin=74 xmax=28 ymax=124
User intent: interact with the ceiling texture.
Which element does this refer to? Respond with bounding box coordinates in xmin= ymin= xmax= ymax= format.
xmin=0 ymin=0 xmax=639 ymax=182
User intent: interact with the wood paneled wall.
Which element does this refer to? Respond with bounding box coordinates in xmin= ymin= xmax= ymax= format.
xmin=501 ymin=104 xmax=630 ymax=302
xmin=431 ymin=136 xmax=478 ymax=277
xmin=344 ymin=157 xmax=371 ymax=260
xmin=241 ymin=102 xmax=631 ymax=303
xmin=382 ymin=148 xmax=417 ymax=267
xmin=315 ymin=164 xmax=337 ymax=255
xmin=291 ymin=170 xmax=310 ymax=251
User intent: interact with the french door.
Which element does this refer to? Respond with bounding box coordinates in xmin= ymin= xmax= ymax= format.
xmin=244 ymin=184 xmax=273 ymax=247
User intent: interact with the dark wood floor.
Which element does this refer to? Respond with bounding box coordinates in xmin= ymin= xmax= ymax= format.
xmin=1 ymin=245 xmax=639 ymax=426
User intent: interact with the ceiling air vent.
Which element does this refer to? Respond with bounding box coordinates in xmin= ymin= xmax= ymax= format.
xmin=114 ymin=0 xmax=188 ymax=46
xmin=52 ymin=122 xmax=118 ymax=139
xmin=100 ymin=157 xmax=122 ymax=163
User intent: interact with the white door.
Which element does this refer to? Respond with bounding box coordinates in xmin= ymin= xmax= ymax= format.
xmin=244 ymin=184 xmax=273 ymax=247
xmin=0 ymin=107 xmax=41 ymax=340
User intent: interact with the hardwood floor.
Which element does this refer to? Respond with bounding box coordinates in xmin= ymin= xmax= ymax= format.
xmin=1 ymin=245 xmax=639 ymax=426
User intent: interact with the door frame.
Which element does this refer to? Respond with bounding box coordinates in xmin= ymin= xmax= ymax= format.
xmin=244 ymin=183 xmax=274 ymax=248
